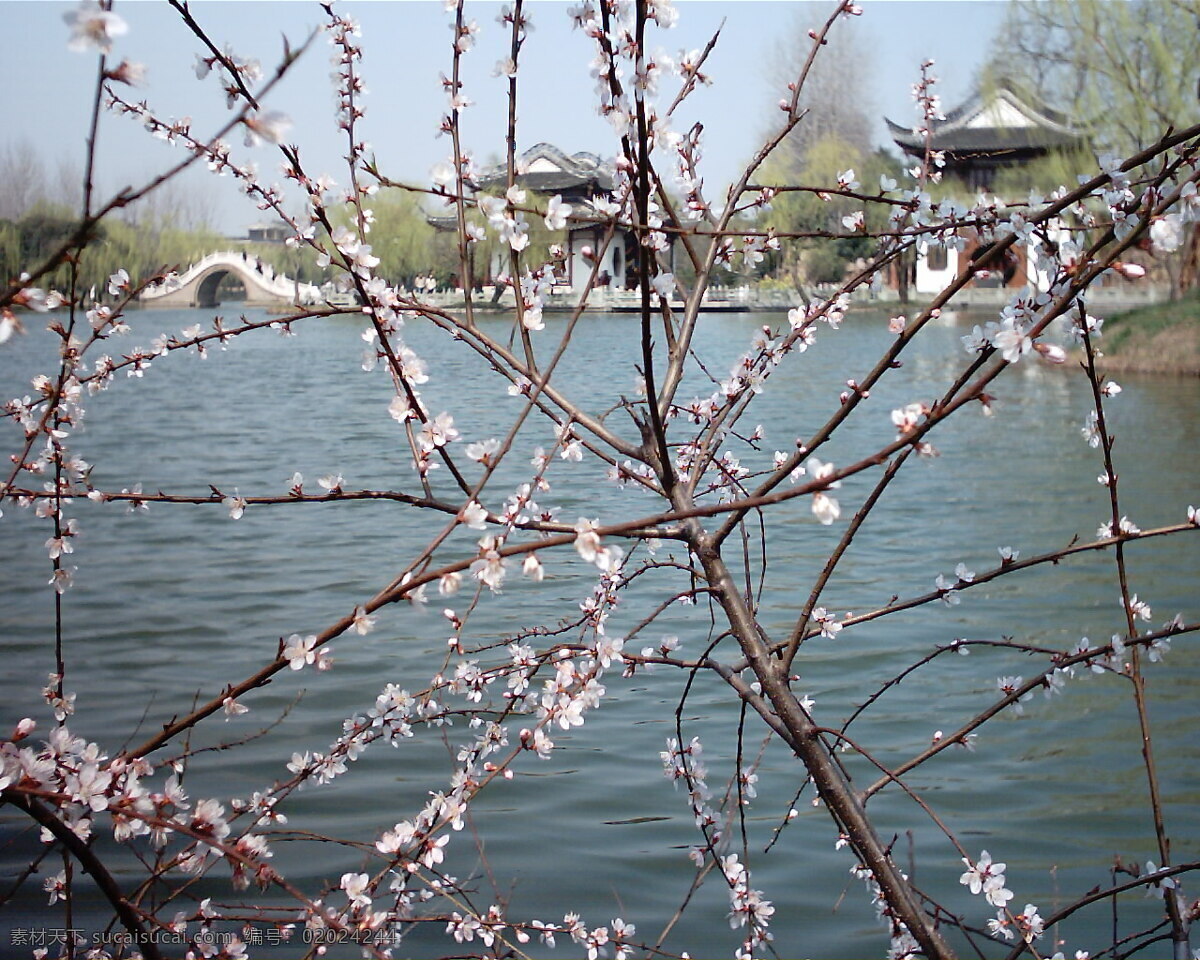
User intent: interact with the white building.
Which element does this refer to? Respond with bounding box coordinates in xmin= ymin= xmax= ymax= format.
xmin=476 ymin=143 xmax=656 ymax=297
xmin=887 ymin=85 xmax=1086 ymax=297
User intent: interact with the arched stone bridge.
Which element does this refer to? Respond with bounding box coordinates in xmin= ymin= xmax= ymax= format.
xmin=139 ymin=251 xmax=322 ymax=308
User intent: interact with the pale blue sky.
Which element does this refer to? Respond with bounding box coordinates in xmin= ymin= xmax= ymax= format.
xmin=2 ymin=1 xmax=1006 ymax=233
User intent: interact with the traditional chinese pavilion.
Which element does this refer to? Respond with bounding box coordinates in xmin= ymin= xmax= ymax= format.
xmin=887 ymin=85 xmax=1085 ymax=192
xmin=886 ymin=85 xmax=1087 ymax=294
xmin=476 ymin=143 xmax=644 ymax=295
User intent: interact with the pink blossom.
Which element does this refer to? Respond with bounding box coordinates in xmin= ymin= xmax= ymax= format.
xmin=988 ymin=317 xmax=1032 ymax=363
xmin=471 ymin=536 xmax=508 ymax=591
xmin=223 ymin=490 xmax=247 ymax=520
xmin=574 ymin=518 xmax=602 ymax=562
xmin=283 ymin=633 xmax=318 ymax=670
xmin=1033 ymin=342 xmax=1067 ymax=364
xmin=105 ymin=59 xmax=146 ymax=86
xmin=64 ymin=1 xmax=127 ymax=53
xmin=522 ymin=553 xmax=545 ymax=581
xmin=351 ymin=606 xmax=376 ymax=635
xmin=460 ymin=500 xmax=489 ymax=530
xmin=243 ymin=110 xmax=293 ymax=147
xmin=544 ymin=195 xmax=572 ymax=230
xmin=1111 ymin=261 xmax=1146 ymax=280
xmin=806 ymin=458 xmax=841 ymax=525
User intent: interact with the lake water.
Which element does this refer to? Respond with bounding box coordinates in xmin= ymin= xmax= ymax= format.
xmin=1 ymin=305 xmax=1197 ymax=958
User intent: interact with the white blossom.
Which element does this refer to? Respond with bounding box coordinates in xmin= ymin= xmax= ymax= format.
xmin=64 ymin=1 xmax=127 ymax=53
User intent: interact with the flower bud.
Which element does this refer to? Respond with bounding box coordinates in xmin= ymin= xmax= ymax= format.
xmin=1033 ymin=342 xmax=1067 ymax=364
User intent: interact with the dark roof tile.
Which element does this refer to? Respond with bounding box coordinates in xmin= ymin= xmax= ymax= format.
xmin=886 ymin=85 xmax=1085 ymax=158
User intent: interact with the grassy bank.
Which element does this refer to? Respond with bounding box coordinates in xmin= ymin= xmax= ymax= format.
xmin=1098 ymin=290 xmax=1200 ymax=376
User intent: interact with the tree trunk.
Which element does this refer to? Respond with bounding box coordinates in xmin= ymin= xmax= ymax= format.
xmin=1176 ymin=223 xmax=1199 ymax=297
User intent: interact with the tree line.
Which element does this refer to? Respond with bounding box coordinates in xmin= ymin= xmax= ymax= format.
xmin=7 ymin=0 xmax=1197 ymax=303
xmin=0 ymin=140 xmax=563 ymax=301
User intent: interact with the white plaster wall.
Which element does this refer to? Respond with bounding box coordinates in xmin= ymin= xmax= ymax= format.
xmin=914 ymin=242 xmax=958 ymax=295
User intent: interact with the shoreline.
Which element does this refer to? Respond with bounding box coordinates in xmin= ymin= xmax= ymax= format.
xmin=1090 ymin=292 xmax=1200 ymax=377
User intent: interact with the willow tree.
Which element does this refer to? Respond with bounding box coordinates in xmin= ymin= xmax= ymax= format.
xmin=759 ymin=139 xmax=902 ymax=290
xmin=364 ymin=188 xmax=441 ymax=286
xmin=986 ymin=0 xmax=1200 ymax=292
xmin=987 ymin=0 xmax=1200 ymax=155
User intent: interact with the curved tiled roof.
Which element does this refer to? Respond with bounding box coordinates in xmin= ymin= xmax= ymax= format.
xmin=887 ymin=86 xmax=1085 ymax=157
xmin=886 ymin=119 xmax=1083 ymax=154
xmin=477 ymin=142 xmax=616 ymax=193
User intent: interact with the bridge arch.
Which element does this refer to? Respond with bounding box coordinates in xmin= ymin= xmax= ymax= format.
xmin=140 ymin=251 xmax=322 ymax=309
xmin=193 ymin=267 xmax=247 ymax=308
